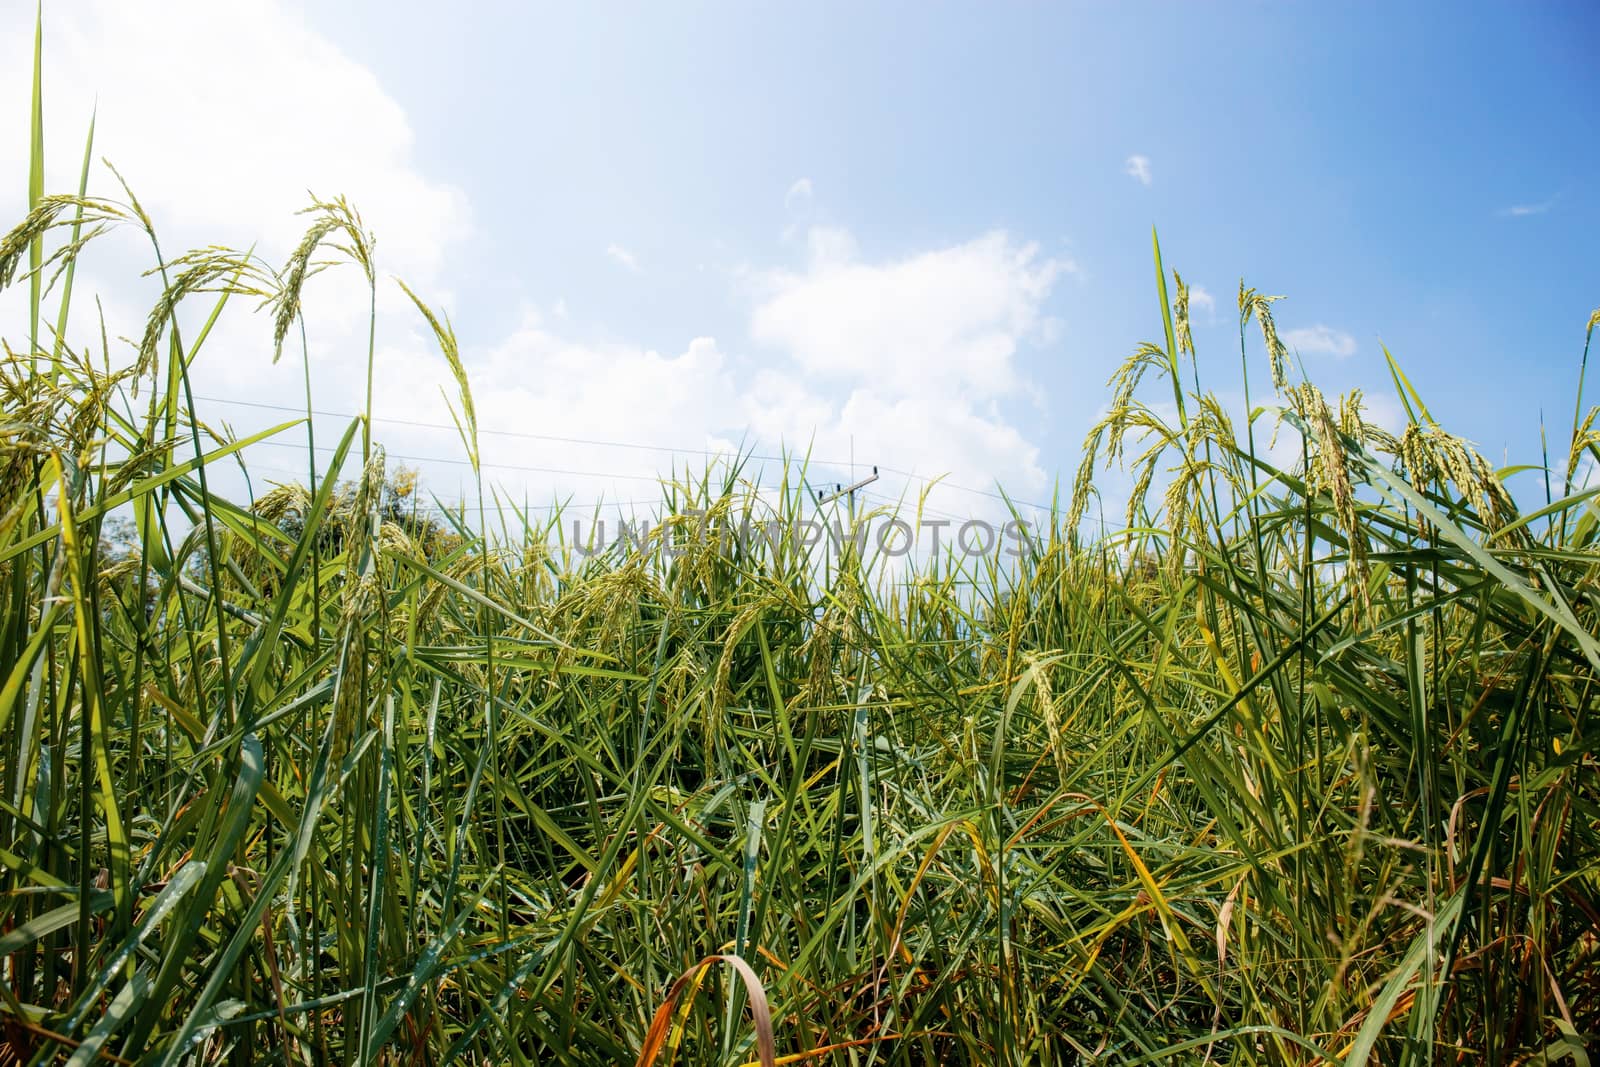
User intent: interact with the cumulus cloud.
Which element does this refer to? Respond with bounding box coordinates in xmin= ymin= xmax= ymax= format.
xmin=402 ymin=226 xmax=1070 ymax=515
xmin=0 ymin=3 xmax=1070 ymax=528
xmin=367 ymin=314 xmax=746 ymax=508
xmin=0 ymin=0 xmax=467 ymax=281
xmin=0 ymin=0 xmax=476 ymax=504
xmin=746 ymin=227 xmax=1066 ymax=498
xmin=1360 ymin=391 xmax=1408 ymax=436
xmin=752 ymin=229 xmax=1063 ymax=400
xmin=1283 ymin=324 xmax=1357 ymax=358
xmin=1188 ymin=284 xmax=1216 ymax=323
xmin=1124 ymin=154 xmax=1152 ymax=186
xmin=605 ymin=244 xmax=641 ymax=272
xmin=785 ymin=178 xmax=814 ymax=208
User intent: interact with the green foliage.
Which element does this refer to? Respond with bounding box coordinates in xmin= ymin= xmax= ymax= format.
xmin=2 ymin=16 xmax=1598 ymax=1066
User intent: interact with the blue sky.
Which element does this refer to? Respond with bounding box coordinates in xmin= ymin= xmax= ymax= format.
xmin=3 ymin=1 xmax=1596 ymax=523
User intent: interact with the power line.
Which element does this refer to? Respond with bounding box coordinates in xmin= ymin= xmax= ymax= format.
xmin=860 ymin=489 xmax=968 ymax=525
xmin=235 ymin=476 xmax=669 ymax=516
xmin=869 ymin=463 xmax=1062 ymax=515
xmin=196 ymin=392 xmax=1104 ymax=523
xmin=250 ymin=438 xmax=679 ymax=483
xmin=194 ymin=394 xmax=860 ymax=473
xmin=237 ymin=461 xmax=791 ymax=518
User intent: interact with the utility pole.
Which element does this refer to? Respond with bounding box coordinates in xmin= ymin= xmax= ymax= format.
xmin=812 ymin=466 xmax=879 ymax=577
xmin=815 ymin=466 xmax=879 ymax=510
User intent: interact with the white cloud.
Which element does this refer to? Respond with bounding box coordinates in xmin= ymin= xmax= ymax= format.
xmin=753 ymin=229 xmax=1062 ymax=400
xmin=0 ymin=0 xmax=472 ymax=502
xmin=1124 ymin=154 xmax=1152 ymax=186
xmin=1 ymin=0 xmax=467 ymax=282
xmin=1283 ymin=324 xmax=1357 ymax=358
xmin=397 ymin=226 xmax=1068 ymax=516
xmin=1500 ymin=199 xmax=1553 ymax=217
xmin=366 ymin=316 xmax=746 ymax=508
xmin=0 ymin=4 xmax=1069 ymax=530
xmin=747 ymin=227 xmax=1064 ymax=497
xmin=1360 ymin=391 xmax=1408 ymax=436
xmin=606 ymin=244 xmax=641 ymax=272
xmin=1188 ymin=284 xmax=1215 ymax=323
xmin=804 ymin=225 xmax=859 ymax=268
xmin=1548 ymin=453 xmax=1598 ymax=503
xmin=785 ymin=177 xmax=814 ymax=208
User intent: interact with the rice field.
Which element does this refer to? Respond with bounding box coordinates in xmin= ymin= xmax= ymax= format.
xmin=2 ymin=18 xmax=1598 ymax=1066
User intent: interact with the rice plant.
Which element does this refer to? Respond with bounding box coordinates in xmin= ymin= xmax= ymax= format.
xmin=2 ymin=15 xmax=1597 ymax=1065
